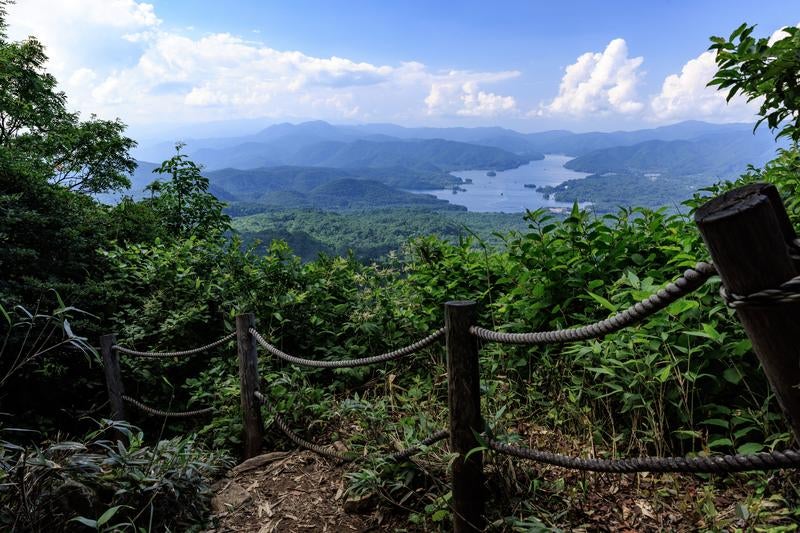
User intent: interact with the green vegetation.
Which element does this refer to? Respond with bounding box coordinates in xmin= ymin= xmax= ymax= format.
xmin=4 ymin=9 xmax=800 ymax=531
xmin=205 ymin=164 xmax=463 ymax=196
xmin=538 ymin=171 xmax=718 ymax=212
xmin=232 ymin=207 xmax=531 ymax=261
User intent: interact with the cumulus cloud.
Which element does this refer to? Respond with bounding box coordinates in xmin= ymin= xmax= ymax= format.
xmin=648 ymin=23 xmax=800 ymax=123
xmin=541 ymin=38 xmax=644 ymax=116
xmin=768 ymin=23 xmax=800 ymax=45
xmin=5 ymin=0 xmax=521 ymax=125
xmin=425 ymin=71 xmax=519 ymax=117
xmin=649 ymin=51 xmax=759 ymax=122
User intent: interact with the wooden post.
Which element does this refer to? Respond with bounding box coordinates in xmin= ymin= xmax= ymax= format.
xmin=237 ymin=313 xmax=264 ymax=459
xmin=100 ymin=334 xmax=125 ymax=421
xmin=445 ymin=300 xmax=484 ymax=532
xmin=695 ymin=183 xmax=800 ymax=442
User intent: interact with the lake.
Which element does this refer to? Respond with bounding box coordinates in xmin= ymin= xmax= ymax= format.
xmin=410 ymin=154 xmax=590 ymax=213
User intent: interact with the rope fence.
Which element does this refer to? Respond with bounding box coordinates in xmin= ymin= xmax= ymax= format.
xmin=250 ymin=327 xmax=445 ymax=368
xmin=487 ymin=437 xmax=800 ymax=474
xmin=720 ymin=273 xmax=800 ymax=308
xmin=254 ymin=391 xmax=450 ymax=464
xmin=122 ymin=395 xmax=214 ymax=418
xmin=97 ymin=182 xmax=800 ymax=532
xmin=471 ymin=262 xmax=716 ymax=345
xmin=113 ymin=332 xmax=236 ymax=359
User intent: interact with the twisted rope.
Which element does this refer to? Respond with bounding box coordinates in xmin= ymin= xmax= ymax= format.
xmin=471 ymin=262 xmax=716 ymax=345
xmin=255 ymin=392 xmax=448 ymax=463
xmin=390 ymin=430 xmax=450 ymax=462
xmin=114 ymin=332 xmax=236 ymax=359
xmin=122 ymin=395 xmax=214 ymax=417
xmin=254 ymin=391 xmax=354 ymax=462
xmin=488 ymin=438 xmax=800 ymax=473
xmin=720 ymin=274 xmax=800 ymax=308
xmin=250 ymin=328 xmax=445 ymax=368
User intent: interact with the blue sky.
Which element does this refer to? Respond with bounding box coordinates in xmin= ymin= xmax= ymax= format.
xmin=6 ymin=1 xmax=799 ymax=137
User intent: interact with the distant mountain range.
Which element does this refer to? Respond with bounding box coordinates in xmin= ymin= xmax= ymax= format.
xmin=563 ymin=129 xmax=777 ymax=177
xmin=135 ymin=119 xmax=777 ymax=171
xmin=111 ymin=119 xmax=783 ymax=212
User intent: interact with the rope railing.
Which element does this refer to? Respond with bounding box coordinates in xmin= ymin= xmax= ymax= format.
xmin=98 ymin=179 xmax=800 ymax=532
xmin=487 ymin=437 xmax=800 ymax=473
xmin=113 ymin=332 xmax=236 ymax=359
xmin=254 ymin=391 xmax=449 ymax=463
xmin=720 ymin=273 xmax=800 ymax=308
xmin=250 ymin=327 xmax=445 ymax=368
xmin=471 ymin=262 xmax=717 ymax=345
xmin=122 ymin=395 xmax=214 ymax=418
xmin=390 ymin=430 xmax=450 ymax=462
xmin=253 ymin=389 xmax=356 ymax=462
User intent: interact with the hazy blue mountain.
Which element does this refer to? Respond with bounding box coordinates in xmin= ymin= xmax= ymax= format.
xmin=527 ymin=121 xmax=755 ymax=156
xmin=94 ymin=160 xmax=160 ymax=204
xmin=135 ymin=120 xmax=361 ymax=163
xmin=286 ymin=138 xmax=533 ymax=171
xmin=563 ymin=128 xmax=778 ymax=177
xmin=96 ymin=160 xmax=236 ymax=204
xmin=135 ymin=119 xmax=766 ymax=171
xmin=135 ymin=120 xmax=544 ymax=167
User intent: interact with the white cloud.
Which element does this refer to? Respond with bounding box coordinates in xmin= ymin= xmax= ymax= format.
xmin=541 ymin=38 xmax=644 ymax=116
xmin=458 ymin=82 xmax=516 ymax=117
xmin=649 ymin=51 xmax=759 ymax=122
xmin=768 ymin=23 xmax=800 ymax=45
xmin=648 ymin=23 xmax=800 ymax=123
xmin=5 ymin=0 xmax=521 ymax=126
xmin=425 ymin=71 xmax=519 ymax=117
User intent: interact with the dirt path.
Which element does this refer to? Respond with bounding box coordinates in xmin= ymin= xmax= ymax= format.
xmin=204 ymin=451 xmax=407 ymax=533
xmin=205 ymin=449 xmax=800 ymax=531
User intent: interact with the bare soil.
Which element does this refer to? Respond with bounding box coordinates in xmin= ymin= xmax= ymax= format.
xmin=206 ymin=448 xmax=800 ymax=532
xmin=204 ymin=450 xmax=413 ymax=533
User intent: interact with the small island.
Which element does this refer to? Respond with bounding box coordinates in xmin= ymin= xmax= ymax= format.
xmin=486 ymin=171 xmax=496 ymax=177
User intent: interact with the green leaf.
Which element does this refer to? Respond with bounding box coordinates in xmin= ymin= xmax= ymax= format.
xmin=586 ymin=291 xmax=616 ymax=312
xmin=70 ymin=517 xmax=98 ymax=528
xmin=666 ymin=298 xmax=698 ymax=316
xmin=431 ymin=509 xmax=449 ymax=522
xmin=708 ymin=438 xmax=734 ymax=449
xmin=722 ymin=367 xmax=742 ymax=385
xmin=701 ymin=418 xmax=729 ymax=429
xmin=96 ymin=505 xmax=126 ymax=528
xmin=736 ymin=442 xmax=765 ymax=455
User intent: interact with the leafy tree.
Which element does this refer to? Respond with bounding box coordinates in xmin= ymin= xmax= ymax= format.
xmin=0 ymin=0 xmax=136 ymax=306
xmin=709 ymin=24 xmax=800 ymax=142
xmin=705 ymin=24 xmax=800 ymax=222
xmin=148 ymin=143 xmax=230 ymax=238
xmin=0 ymin=0 xmax=135 ymax=192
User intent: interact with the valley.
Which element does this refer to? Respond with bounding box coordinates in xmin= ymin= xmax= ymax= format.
xmin=112 ymin=119 xmax=786 ymax=260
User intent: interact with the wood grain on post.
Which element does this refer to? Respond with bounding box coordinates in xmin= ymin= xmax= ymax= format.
xmin=100 ymin=333 xmax=125 ymax=421
xmin=237 ymin=313 xmax=264 ymax=459
xmin=695 ymin=183 xmax=800 ymax=442
xmin=445 ymin=300 xmax=485 ymax=532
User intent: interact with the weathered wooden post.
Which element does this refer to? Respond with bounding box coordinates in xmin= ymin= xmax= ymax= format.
xmin=695 ymin=183 xmax=800 ymax=442
xmin=100 ymin=333 xmax=125 ymax=422
xmin=445 ymin=300 xmax=485 ymax=532
xmin=236 ymin=313 xmax=264 ymax=459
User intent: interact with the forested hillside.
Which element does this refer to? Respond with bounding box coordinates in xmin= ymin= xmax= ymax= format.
xmin=3 ymin=6 xmax=800 ymax=531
